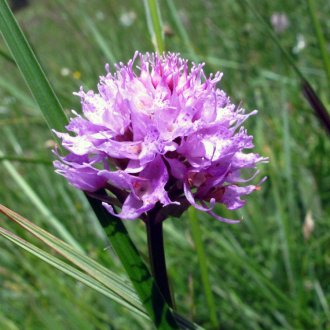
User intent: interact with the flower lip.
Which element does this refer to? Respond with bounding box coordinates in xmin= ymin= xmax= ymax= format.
xmin=53 ymin=52 xmax=267 ymax=222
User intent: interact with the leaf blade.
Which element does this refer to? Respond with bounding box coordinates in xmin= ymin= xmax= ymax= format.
xmin=0 ymin=204 xmax=204 ymax=329
xmin=0 ymin=0 xmax=68 ymax=134
xmin=0 ymin=226 xmax=148 ymax=319
xmin=0 ymin=203 xmax=143 ymax=311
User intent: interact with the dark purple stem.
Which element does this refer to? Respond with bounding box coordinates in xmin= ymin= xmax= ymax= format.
xmin=146 ymin=215 xmax=174 ymax=308
xmin=302 ymin=79 xmax=330 ymax=135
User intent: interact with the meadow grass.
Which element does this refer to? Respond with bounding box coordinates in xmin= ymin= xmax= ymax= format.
xmin=0 ymin=0 xmax=329 ymax=329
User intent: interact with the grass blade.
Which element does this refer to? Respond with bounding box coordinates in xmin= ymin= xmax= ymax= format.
xmin=302 ymin=79 xmax=330 ymax=135
xmin=314 ymin=280 xmax=330 ymax=320
xmin=84 ymin=17 xmax=117 ymax=64
xmin=0 ymin=154 xmax=52 ymax=165
xmin=143 ymin=0 xmax=165 ymax=53
xmin=0 ymin=76 xmax=36 ymax=110
xmin=306 ymin=0 xmax=330 ymax=86
xmin=0 ymin=150 xmax=83 ymax=252
xmin=0 ymin=204 xmax=143 ymax=312
xmin=238 ymin=0 xmax=302 ymax=79
xmin=0 ymin=226 xmax=148 ymax=319
xmin=0 ymin=0 xmax=68 ymax=135
xmin=0 ymin=204 xmax=203 ymax=330
xmin=188 ymin=208 xmax=218 ymax=328
xmin=0 ymin=45 xmax=15 ymax=64
xmin=238 ymin=0 xmax=330 ymax=135
xmin=164 ymin=0 xmax=199 ymax=62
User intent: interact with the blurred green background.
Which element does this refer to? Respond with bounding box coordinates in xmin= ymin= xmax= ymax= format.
xmin=0 ymin=0 xmax=329 ymax=329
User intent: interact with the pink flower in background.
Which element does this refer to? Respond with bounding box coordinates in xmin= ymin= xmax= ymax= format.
xmin=271 ymin=12 xmax=289 ymax=33
xmin=54 ymin=52 xmax=267 ymax=222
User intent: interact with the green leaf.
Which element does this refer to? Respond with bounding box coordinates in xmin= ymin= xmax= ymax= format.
xmin=0 ymin=154 xmax=51 ymax=165
xmin=143 ymin=0 xmax=165 ymax=53
xmin=0 ymin=225 xmax=148 ymax=319
xmin=188 ymin=207 xmax=218 ymax=328
xmin=0 ymin=150 xmax=83 ymax=252
xmin=54 ymin=0 xmax=117 ymax=64
xmin=0 ymin=0 xmax=68 ymax=135
xmin=306 ymin=0 xmax=330 ymax=87
xmin=0 ymin=75 xmax=36 ymax=110
xmin=164 ymin=0 xmax=198 ymax=62
xmin=0 ymin=45 xmax=15 ymax=64
xmin=84 ymin=17 xmax=117 ymax=64
xmin=0 ymin=204 xmax=204 ymax=330
xmin=0 ymin=204 xmax=143 ymax=312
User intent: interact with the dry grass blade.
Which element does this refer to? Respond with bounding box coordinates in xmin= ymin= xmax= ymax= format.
xmin=0 ymin=226 xmax=148 ymax=319
xmin=0 ymin=204 xmax=203 ymax=329
xmin=0 ymin=204 xmax=144 ymax=310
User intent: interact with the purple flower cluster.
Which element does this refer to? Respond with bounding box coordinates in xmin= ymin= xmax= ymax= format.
xmin=54 ymin=52 xmax=267 ymax=222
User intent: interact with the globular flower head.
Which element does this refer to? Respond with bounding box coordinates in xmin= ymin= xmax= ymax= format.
xmin=54 ymin=52 xmax=267 ymax=222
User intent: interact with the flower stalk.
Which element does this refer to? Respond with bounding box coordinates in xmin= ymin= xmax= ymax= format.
xmin=87 ymin=191 xmax=179 ymax=329
xmin=146 ymin=213 xmax=174 ymax=308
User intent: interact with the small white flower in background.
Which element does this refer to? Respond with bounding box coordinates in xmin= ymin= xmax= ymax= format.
xmin=293 ymin=34 xmax=306 ymax=54
xmin=271 ymin=12 xmax=289 ymax=33
xmin=119 ymin=11 xmax=137 ymax=27
xmin=303 ymin=210 xmax=315 ymax=241
xmin=60 ymin=67 xmax=70 ymax=77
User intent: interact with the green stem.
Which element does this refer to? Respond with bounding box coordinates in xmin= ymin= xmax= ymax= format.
xmin=0 ymin=155 xmax=52 ymax=165
xmin=188 ymin=207 xmax=218 ymax=328
xmin=87 ymin=193 xmax=179 ymax=329
xmin=143 ymin=0 xmax=165 ymax=53
xmin=0 ymin=45 xmax=15 ymax=64
xmin=306 ymin=0 xmax=330 ymax=87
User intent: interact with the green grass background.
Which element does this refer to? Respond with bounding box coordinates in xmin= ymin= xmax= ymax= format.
xmin=0 ymin=0 xmax=329 ymax=329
